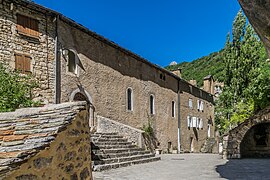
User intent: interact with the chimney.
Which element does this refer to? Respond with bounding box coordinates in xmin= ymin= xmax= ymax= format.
xmin=189 ymin=80 xmax=197 ymax=86
xmin=171 ymin=68 xmax=182 ymax=77
xmin=203 ymin=75 xmax=214 ymax=94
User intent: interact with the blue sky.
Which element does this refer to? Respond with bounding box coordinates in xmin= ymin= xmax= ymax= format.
xmin=33 ymin=0 xmax=241 ymax=67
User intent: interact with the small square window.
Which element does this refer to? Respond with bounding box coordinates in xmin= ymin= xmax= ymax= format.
xmin=15 ymin=54 xmax=31 ymax=74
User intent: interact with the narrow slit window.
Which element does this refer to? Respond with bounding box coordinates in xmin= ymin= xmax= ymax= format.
xmin=172 ymin=101 xmax=175 ymax=117
xmin=150 ymin=95 xmax=155 ymax=115
xmin=127 ymin=88 xmax=133 ymax=111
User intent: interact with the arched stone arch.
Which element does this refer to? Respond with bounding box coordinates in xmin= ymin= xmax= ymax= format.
xmin=223 ymin=108 xmax=270 ymax=159
xmin=70 ymin=88 xmax=95 ymax=127
xmin=70 ymin=88 xmax=92 ymax=104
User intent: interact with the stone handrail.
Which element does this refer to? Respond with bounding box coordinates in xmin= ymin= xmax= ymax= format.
xmin=96 ymin=116 xmax=145 ymax=148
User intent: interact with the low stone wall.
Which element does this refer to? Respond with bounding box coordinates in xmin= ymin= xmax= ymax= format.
xmin=97 ymin=116 xmax=145 ymax=148
xmin=0 ymin=102 xmax=92 ymax=179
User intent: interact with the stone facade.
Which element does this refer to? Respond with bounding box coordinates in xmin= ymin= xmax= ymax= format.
xmin=0 ymin=101 xmax=92 ymax=179
xmin=0 ymin=0 xmax=215 ymax=153
xmin=0 ymin=0 xmax=56 ymax=103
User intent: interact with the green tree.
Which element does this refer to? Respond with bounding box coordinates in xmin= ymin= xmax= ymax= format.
xmin=216 ymin=10 xmax=267 ymax=133
xmin=0 ymin=63 xmax=38 ymax=112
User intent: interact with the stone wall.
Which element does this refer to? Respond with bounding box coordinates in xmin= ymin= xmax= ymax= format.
xmin=0 ymin=0 xmax=56 ymax=103
xmin=97 ymin=115 xmax=145 ymax=148
xmin=58 ymin=18 xmax=180 ymax=151
xmin=0 ymin=102 xmax=92 ymax=179
xmin=57 ymin=18 xmax=215 ymax=152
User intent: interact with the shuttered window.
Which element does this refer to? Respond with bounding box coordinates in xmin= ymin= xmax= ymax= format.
xmin=17 ymin=14 xmax=39 ymax=37
xmin=15 ymin=54 xmax=31 ymax=74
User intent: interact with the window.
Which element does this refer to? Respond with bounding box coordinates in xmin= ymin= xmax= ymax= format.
xmin=172 ymin=101 xmax=175 ymax=117
xmin=187 ymin=116 xmax=191 ymax=128
xmin=17 ymin=14 xmax=39 ymax=37
xmin=127 ymin=88 xmax=133 ymax=111
xmin=68 ymin=50 xmax=77 ymax=74
xmin=159 ymin=73 xmax=166 ymax=81
xmin=15 ymin=54 xmax=31 ymax=74
xmin=199 ymin=118 xmax=203 ymax=129
xmin=188 ymin=98 xmax=193 ymax=108
xmin=197 ymin=100 xmax=204 ymax=112
xmin=150 ymin=95 xmax=155 ymax=115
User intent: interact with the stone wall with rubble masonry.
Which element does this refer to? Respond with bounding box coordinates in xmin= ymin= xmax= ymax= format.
xmin=0 ymin=101 xmax=92 ymax=179
xmin=0 ymin=0 xmax=56 ymax=104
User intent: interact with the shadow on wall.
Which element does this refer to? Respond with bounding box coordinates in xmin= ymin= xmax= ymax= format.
xmin=216 ymin=159 xmax=270 ymax=179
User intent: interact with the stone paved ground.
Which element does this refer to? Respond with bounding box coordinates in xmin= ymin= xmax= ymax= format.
xmin=93 ymin=154 xmax=270 ymax=180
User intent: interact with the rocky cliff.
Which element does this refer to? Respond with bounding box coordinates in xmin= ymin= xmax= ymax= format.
xmin=238 ymin=0 xmax=270 ymax=57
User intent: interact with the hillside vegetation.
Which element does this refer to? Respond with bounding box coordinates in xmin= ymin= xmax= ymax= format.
xmin=165 ymin=50 xmax=225 ymax=87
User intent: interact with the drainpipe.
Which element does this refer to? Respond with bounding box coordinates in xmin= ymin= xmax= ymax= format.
xmin=54 ymin=15 xmax=61 ymax=104
xmin=177 ymin=79 xmax=181 ymax=153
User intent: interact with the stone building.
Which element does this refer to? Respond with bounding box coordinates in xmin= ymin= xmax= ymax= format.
xmin=0 ymin=0 xmax=215 ymax=154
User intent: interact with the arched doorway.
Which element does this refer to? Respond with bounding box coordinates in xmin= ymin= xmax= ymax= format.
xmin=73 ymin=92 xmax=88 ymax=102
xmin=240 ymin=123 xmax=270 ymax=158
xmin=70 ymin=88 xmax=95 ymax=128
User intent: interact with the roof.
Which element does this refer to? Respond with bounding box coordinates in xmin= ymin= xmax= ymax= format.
xmin=0 ymin=101 xmax=86 ymax=177
xmin=13 ymin=0 xmax=213 ymax=97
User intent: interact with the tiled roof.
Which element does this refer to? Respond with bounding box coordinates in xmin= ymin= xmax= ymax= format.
xmin=0 ymin=101 xmax=86 ymax=176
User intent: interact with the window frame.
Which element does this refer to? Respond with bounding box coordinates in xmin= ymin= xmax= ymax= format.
xmin=127 ymin=87 xmax=133 ymax=112
xmin=14 ymin=53 xmax=32 ymax=74
xmin=65 ymin=49 xmax=79 ymax=75
xmin=172 ymin=101 xmax=175 ymax=118
xmin=16 ymin=14 xmax=39 ymax=38
xmin=150 ymin=94 xmax=155 ymax=115
xmin=188 ymin=98 xmax=193 ymax=109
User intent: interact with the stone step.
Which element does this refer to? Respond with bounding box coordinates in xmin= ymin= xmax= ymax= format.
xmin=94 ymin=132 xmax=118 ymax=136
xmin=92 ymin=144 xmax=136 ymax=150
xmin=92 ymin=147 xmax=142 ymax=154
xmin=93 ymin=153 xmax=155 ymax=165
xmin=91 ymin=134 xmax=123 ymax=138
xmin=91 ymin=137 xmax=128 ymax=143
xmin=92 ymin=150 xmax=151 ymax=160
xmin=92 ymin=141 xmax=133 ymax=146
xmin=93 ymin=156 xmax=161 ymax=171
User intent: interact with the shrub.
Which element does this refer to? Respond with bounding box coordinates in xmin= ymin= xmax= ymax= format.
xmin=0 ymin=63 xmax=38 ymax=112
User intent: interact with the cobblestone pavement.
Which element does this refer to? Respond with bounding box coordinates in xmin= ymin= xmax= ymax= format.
xmin=93 ymin=154 xmax=223 ymax=180
xmin=93 ymin=154 xmax=270 ymax=180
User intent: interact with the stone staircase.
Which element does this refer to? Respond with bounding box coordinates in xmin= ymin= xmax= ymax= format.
xmin=91 ymin=132 xmax=160 ymax=171
xmin=201 ymin=138 xmax=216 ymax=153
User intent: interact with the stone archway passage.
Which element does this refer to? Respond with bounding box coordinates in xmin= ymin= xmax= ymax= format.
xmin=223 ymin=107 xmax=270 ymax=159
xmin=70 ymin=88 xmax=95 ymax=128
xmin=240 ymin=123 xmax=270 ymax=158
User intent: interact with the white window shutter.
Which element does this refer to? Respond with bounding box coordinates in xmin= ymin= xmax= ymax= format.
xmin=197 ymin=100 xmax=200 ymax=110
xmin=201 ymin=101 xmax=204 ymax=111
xmin=187 ymin=116 xmax=190 ymax=127
xmin=192 ymin=117 xmax=196 ymax=128
xmin=199 ymin=118 xmax=203 ymax=129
